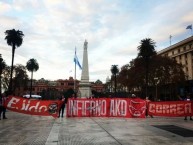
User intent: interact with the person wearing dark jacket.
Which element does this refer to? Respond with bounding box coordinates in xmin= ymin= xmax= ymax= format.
xmin=0 ymin=94 xmax=7 ymax=120
xmin=58 ymin=95 xmax=65 ymax=118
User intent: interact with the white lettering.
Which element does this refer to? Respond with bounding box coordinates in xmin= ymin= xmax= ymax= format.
xmin=7 ymin=97 xmax=20 ymax=109
xmin=149 ymin=104 xmax=155 ymax=113
xmin=185 ymin=103 xmax=191 ymax=114
xmin=29 ymin=102 xmax=40 ymax=112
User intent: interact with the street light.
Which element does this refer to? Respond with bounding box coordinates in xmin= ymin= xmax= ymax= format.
xmin=154 ymin=77 xmax=159 ymax=101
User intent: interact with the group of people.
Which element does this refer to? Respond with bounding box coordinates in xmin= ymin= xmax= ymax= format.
xmin=0 ymin=94 xmax=7 ymax=120
xmin=1 ymin=92 xmax=192 ymax=120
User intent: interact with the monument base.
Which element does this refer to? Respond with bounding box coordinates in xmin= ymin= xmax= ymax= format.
xmin=78 ymin=83 xmax=91 ymax=98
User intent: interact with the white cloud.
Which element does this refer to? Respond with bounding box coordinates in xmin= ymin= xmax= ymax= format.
xmin=0 ymin=2 xmax=11 ymax=14
xmin=0 ymin=0 xmax=193 ymax=83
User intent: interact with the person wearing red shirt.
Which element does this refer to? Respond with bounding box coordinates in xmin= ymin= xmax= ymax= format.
xmin=58 ymin=95 xmax=65 ymax=118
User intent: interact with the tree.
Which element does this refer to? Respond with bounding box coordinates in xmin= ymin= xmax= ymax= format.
xmin=95 ymin=79 xmax=103 ymax=84
xmin=0 ymin=54 xmax=6 ymax=94
xmin=26 ymin=58 xmax=39 ymax=98
xmin=13 ymin=64 xmax=29 ymax=96
xmin=1 ymin=66 xmax=11 ymax=92
xmin=5 ymin=29 xmax=24 ymax=94
xmin=118 ymin=55 xmax=186 ymax=100
xmin=137 ymin=38 xmax=156 ymax=97
xmin=111 ymin=65 xmax=119 ymax=96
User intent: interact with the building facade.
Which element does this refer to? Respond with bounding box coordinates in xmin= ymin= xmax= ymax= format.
xmin=23 ymin=77 xmax=104 ymax=98
xmin=30 ymin=77 xmax=79 ymax=95
xmin=158 ymin=36 xmax=193 ymax=96
xmin=158 ymin=36 xmax=193 ymax=80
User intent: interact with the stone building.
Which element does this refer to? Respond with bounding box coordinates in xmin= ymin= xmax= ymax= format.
xmin=158 ymin=36 xmax=193 ymax=95
xmin=158 ymin=36 xmax=193 ymax=80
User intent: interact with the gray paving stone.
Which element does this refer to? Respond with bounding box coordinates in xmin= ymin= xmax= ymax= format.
xmin=1 ymin=111 xmax=193 ymax=145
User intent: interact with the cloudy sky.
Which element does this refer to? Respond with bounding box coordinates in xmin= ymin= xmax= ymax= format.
xmin=0 ymin=0 xmax=193 ymax=83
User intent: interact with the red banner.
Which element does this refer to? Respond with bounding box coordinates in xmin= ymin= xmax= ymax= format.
xmin=5 ymin=96 xmax=62 ymax=118
xmin=148 ymin=101 xmax=193 ymax=117
xmin=67 ymin=98 xmax=146 ymax=118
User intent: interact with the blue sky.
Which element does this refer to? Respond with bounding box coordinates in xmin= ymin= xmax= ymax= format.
xmin=0 ymin=0 xmax=193 ymax=83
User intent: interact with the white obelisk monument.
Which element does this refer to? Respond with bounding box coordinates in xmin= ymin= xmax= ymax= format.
xmin=78 ymin=40 xmax=91 ymax=98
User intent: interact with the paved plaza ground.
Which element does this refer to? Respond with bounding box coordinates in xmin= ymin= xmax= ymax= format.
xmin=0 ymin=110 xmax=193 ymax=145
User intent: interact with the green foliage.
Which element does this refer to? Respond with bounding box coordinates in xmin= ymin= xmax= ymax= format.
xmin=111 ymin=65 xmax=119 ymax=75
xmin=26 ymin=58 xmax=39 ymax=72
xmin=1 ymin=66 xmax=10 ymax=91
xmin=118 ymin=55 xmax=186 ymax=96
xmin=5 ymin=29 xmax=24 ymax=47
xmin=137 ymin=38 xmax=156 ymax=59
xmin=0 ymin=54 xmax=6 ymax=94
xmin=95 ymin=79 xmax=102 ymax=84
xmin=12 ymin=64 xmax=29 ymax=92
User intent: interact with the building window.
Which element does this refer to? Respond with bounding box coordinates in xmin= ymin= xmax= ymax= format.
xmin=68 ymin=82 xmax=74 ymax=86
xmin=190 ymin=44 xmax=192 ymax=49
xmin=178 ymin=49 xmax=180 ymax=53
xmin=183 ymin=46 xmax=186 ymax=51
xmin=185 ymin=53 xmax=187 ymax=58
xmin=172 ymin=51 xmax=174 ymax=55
xmin=61 ymin=83 xmax=64 ymax=86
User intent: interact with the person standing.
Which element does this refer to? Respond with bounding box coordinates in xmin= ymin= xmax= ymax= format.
xmin=58 ymin=95 xmax=65 ymax=118
xmin=145 ymin=96 xmax=153 ymax=118
xmin=184 ymin=94 xmax=192 ymax=120
xmin=0 ymin=94 xmax=7 ymax=120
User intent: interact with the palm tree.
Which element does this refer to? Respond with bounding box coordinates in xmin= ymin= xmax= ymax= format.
xmin=0 ymin=54 xmax=6 ymax=95
xmin=26 ymin=58 xmax=39 ymax=98
xmin=137 ymin=38 xmax=156 ymax=98
xmin=5 ymin=29 xmax=24 ymax=94
xmin=111 ymin=65 xmax=119 ymax=96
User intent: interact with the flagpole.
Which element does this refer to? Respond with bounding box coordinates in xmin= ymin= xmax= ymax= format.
xmin=169 ymin=35 xmax=172 ymax=46
xmin=74 ymin=47 xmax=76 ymax=94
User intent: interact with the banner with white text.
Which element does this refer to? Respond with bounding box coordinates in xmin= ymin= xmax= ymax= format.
xmin=148 ymin=101 xmax=193 ymax=117
xmin=5 ymin=96 xmax=62 ymax=118
xmin=67 ymin=98 xmax=146 ymax=118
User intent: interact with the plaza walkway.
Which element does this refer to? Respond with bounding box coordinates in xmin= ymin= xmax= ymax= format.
xmin=0 ymin=110 xmax=193 ymax=145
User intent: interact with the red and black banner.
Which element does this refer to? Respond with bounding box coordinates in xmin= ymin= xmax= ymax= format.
xmin=67 ymin=98 xmax=146 ymax=118
xmin=5 ymin=96 xmax=62 ymax=118
xmin=5 ymin=96 xmax=193 ymax=118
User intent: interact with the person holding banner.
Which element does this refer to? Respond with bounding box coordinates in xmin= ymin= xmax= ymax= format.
xmin=58 ymin=95 xmax=65 ymax=118
xmin=184 ymin=94 xmax=192 ymax=121
xmin=145 ymin=96 xmax=153 ymax=118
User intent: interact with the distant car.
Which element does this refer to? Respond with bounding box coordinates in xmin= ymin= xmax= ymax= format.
xmin=23 ymin=94 xmax=42 ymax=99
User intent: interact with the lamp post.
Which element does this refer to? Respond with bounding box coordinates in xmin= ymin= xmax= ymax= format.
xmin=154 ymin=77 xmax=158 ymax=101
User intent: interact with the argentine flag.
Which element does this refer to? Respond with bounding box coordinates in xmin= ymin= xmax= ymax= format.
xmin=186 ymin=24 xmax=192 ymax=30
xmin=74 ymin=48 xmax=82 ymax=69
